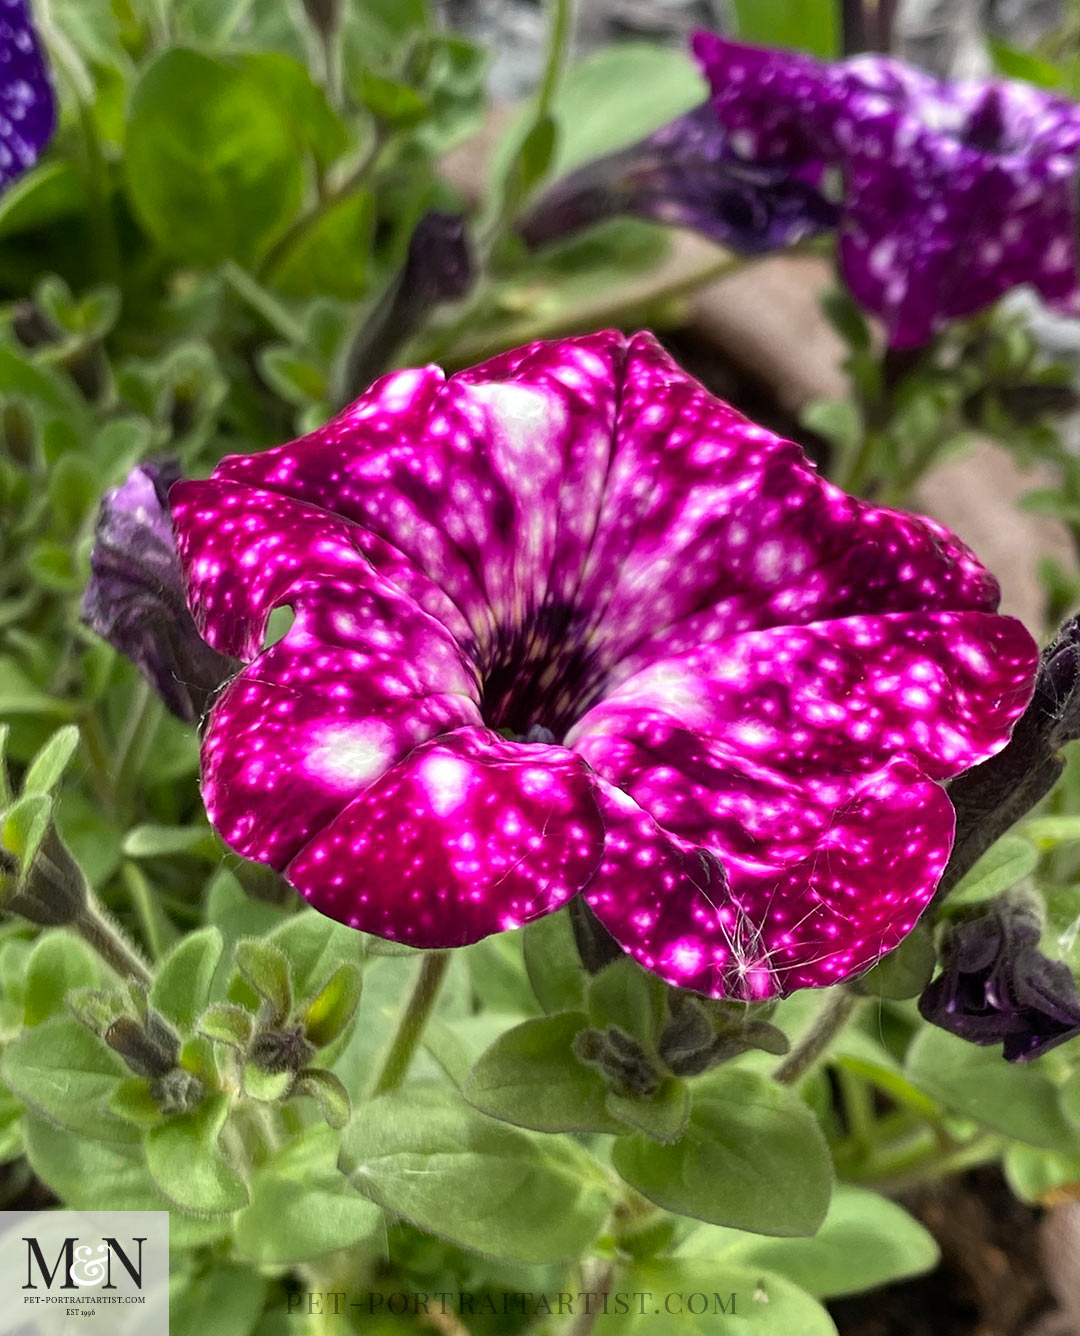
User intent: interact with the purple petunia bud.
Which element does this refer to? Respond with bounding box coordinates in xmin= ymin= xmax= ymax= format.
xmin=0 ymin=0 xmax=56 ymax=191
xmin=338 ymin=211 xmax=474 ymax=405
xmin=518 ymin=103 xmax=837 ymax=254
xmin=918 ymin=896 xmax=1080 ymax=1062
xmin=80 ymin=460 xmax=239 ymax=723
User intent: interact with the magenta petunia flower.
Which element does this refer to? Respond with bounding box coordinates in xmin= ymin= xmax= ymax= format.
xmin=0 ymin=0 xmax=55 ymax=190
xmin=692 ymin=32 xmax=1080 ymax=348
xmin=171 ymin=332 xmax=1038 ymax=1000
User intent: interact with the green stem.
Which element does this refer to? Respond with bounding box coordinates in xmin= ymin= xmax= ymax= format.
xmin=112 ymin=679 xmax=162 ymax=816
xmin=835 ymin=426 xmax=881 ymax=497
xmin=426 ymin=253 xmax=748 ymax=369
xmin=38 ymin=1 xmax=120 ymax=281
xmin=569 ymin=1260 xmax=616 ymax=1336
xmin=371 ymin=950 xmax=451 ymax=1095
xmin=220 ymin=261 xmax=306 ymax=344
xmin=536 ymin=0 xmax=573 ymax=119
xmin=837 ymin=1065 xmax=875 ymax=1154
xmin=79 ymin=710 xmax=116 ymax=812
xmin=121 ymin=862 xmax=171 ymax=962
xmin=846 ymin=1130 xmax=1003 ymax=1192
xmin=256 ymin=129 xmax=390 ymax=286
xmin=774 ymin=987 xmax=862 ymax=1085
xmin=74 ymin=895 xmax=152 ymax=987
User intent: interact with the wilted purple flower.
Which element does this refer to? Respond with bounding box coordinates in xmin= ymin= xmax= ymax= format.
xmin=171 ymin=332 xmax=1037 ymax=1000
xmin=518 ymin=103 xmax=837 ymax=253
xmin=693 ymin=32 xmax=1080 ymax=347
xmin=0 ymin=0 xmax=55 ymax=190
xmin=919 ymin=897 xmax=1080 ymax=1061
xmin=81 ymin=460 xmax=238 ymax=722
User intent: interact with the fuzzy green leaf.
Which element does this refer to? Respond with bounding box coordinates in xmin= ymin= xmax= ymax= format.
xmin=612 ymin=1069 xmax=832 ymax=1235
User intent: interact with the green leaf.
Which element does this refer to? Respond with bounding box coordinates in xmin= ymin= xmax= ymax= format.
xmin=1059 ymin=1066 xmax=1080 ymax=1130
xmin=855 ymin=923 xmax=936 ymax=1000
xmin=601 ymin=1260 xmax=837 ymax=1334
xmin=732 ymin=0 xmax=839 ymax=57
xmin=235 ymin=1125 xmax=381 ymax=1264
xmin=125 ymin=48 xmax=305 ymax=266
xmin=234 ymin=937 xmax=292 ymax=1024
xmin=271 ymin=190 xmax=375 ymax=300
xmin=505 ymin=114 xmax=558 ymax=205
xmin=23 ymin=1112 xmax=227 ymax=1245
xmin=989 ymin=39 xmax=1064 ymax=90
xmin=523 ymin=905 xmax=586 ymax=1012
xmin=171 ymin=1263 xmax=268 ymax=1336
xmin=946 ymin=834 xmax=1037 ymax=907
xmin=906 ymin=1026 xmax=1080 ymax=1150
xmin=205 ymin=868 xmax=288 ymax=948
xmin=27 ymin=540 xmax=84 ymax=593
xmin=266 ymin=908 xmax=363 ymax=1000
xmin=240 ymin=51 xmax=348 ymax=169
xmin=464 ymin=1011 xmax=629 ymax=1135
xmin=303 ymin=962 xmax=363 ymax=1048
xmin=122 ymin=823 xmax=219 ymax=860
xmin=50 ymin=454 xmax=99 ymax=533
xmin=820 ymin=289 xmax=871 ymax=353
xmin=1004 ymin=1142 xmax=1080 ymax=1203
xmin=357 ymin=70 xmax=428 ymax=126
xmin=242 ymin=1061 xmax=292 ymax=1102
xmin=587 ymin=957 xmax=667 ymax=1049
xmin=24 ymin=932 xmax=99 ymax=1026
xmin=145 ymin=1090 xmax=250 ymax=1215
xmin=612 ymin=1069 xmax=833 ymax=1235
xmin=339 ymin=1085 xmax=611 ymax=1263
xmin=0 ymin=1015 xmax=136 ymax=1143
xmin=800 ymin=398 xmax=863 ymax=455
xmin=257 ymin=346 xmax=327 ymax=405
xmin=22 ymin=725 xmax=81 ymax=795
xmin=108 ymin=1078 xmax=165 ymax=1128
xmin=198 ymin=1002 xmax=256 ymax=1049
xmin=497 ymin=44 xmax=705 ymax=183
xmin=682 ymin=1184 xmax=939 ymax=1299
xmin=0 ymin=160 xmax=86 ymax=241
xmin=1022 ymin=815 xmax=1080 ymax=850
xmin=2 ymin=792 xmax=52 ymax=872
xmin=292 ymin=1067 xmax=351 ymax=1129
xmin=150 ymin=926 xmax=224 ymax=1032
xmin=607 ymin=1077 xmax=690 ymax=1145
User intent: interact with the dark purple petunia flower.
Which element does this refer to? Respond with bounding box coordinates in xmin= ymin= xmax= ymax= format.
xmin=81 ymin=461 xmax=239 ymax=723
xmin=692 ymin=32 xmax=1080 ymax=348
xmin=918 ymin=897 xmax=1080 ymax=1062
xmin=518 ymin=103 xmax=838 ymax=253
xmin=0 ymin=0 xmax=55 ymax=190
xmin=171 ymin=332 xmax=1038 ymax=1000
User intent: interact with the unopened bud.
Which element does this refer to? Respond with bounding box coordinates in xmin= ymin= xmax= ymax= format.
xmin=249 ymin=1025 xmax=316 ymax=1075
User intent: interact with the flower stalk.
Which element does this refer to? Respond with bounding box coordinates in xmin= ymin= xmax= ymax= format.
xmin=371 ymin=950 xmax=452 ymax=1096
xmin=74 ymin=896 xmax=153 ymax=987
xmin=774 ymin=987 xmax=862 ymax=1084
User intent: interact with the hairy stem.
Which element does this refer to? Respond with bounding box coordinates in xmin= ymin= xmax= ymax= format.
xmin=774 ymin=987 xmax=862 ymax=1084
xmin=371 ymin=950 xmax=451 ymax=1095
xmin=74 ymin=897 xmax=152 ymax=986
xmin=568 ymin=1261 xmax=617 ymax=1336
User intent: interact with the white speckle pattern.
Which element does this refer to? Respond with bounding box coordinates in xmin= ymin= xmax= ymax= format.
xmin=172 ymin=331 xmax=1039 ymax=995
xmin=692 ymin=32 xmax=1080 ymax=347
